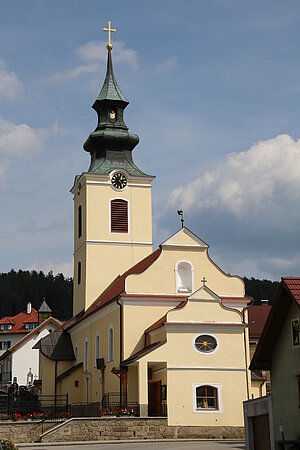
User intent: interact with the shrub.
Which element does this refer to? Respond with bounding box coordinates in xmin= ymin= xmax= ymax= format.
xmin=0 ymin=440 xmax=18 ymax=450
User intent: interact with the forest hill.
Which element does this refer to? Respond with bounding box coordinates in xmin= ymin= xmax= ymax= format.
xmin=0 ymin=270 xmax=279 ymax=321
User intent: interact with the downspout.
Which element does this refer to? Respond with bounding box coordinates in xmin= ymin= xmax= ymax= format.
xmin=54 ymin=360 xmax=58 ymax=410
xmin=243 ymin=308 xmax=250 ymax=400
xmin=116 ymin=296 xmax=123 ymax=406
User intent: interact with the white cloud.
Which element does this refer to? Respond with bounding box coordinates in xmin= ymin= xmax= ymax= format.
xmin=77 ymin=40 xmax=139 ymax=69
xmin=0 ymin=58 xmax=23 ymax=100
xmin=0 ymin=118 xmax=65 ymax=183
xmin=155 ymin=56 xmax=177 ymax=74
xmin=51 ymin=40 xmax=138 ymax=81
xmin=0 ymin=118 xmax=48 ymax=159
xmin=51 ymin=63 xmax=99 ymax=81
xmin=170 ymin=134 xmax=300 ymax=217
xmin=27 ymin=260 xmax=73 ymax=278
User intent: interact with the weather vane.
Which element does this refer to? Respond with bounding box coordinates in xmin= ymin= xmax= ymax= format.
xmin=177 ymin=209 xmax=184 ymax=228
xmin=103 ymin=20 xmax=116 ymax=52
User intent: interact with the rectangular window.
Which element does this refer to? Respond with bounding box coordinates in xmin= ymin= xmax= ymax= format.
xmin=111 ymin=199 xmax=128 ymax=233
xmin=0 ymin=341 xmax=11 ymax=350
xmin=25 ymin=323 xmax=38 ymax=330
xmin=292 ymin=319 xmax=300 ymax=347
xmin=78 ymin=205 xmax=82 ymax=239
xmin=0 ymin=324 xmax=12 ymax=331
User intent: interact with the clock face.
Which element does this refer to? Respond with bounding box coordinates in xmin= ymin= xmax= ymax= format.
xmin=111 ymin=173 xmax=127 ymax=190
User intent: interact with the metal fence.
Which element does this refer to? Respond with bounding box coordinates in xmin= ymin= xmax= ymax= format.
xmin=0 ymin=391 xmax=167 ymax=418
xmin=0 ymin=392 xmax=68 ymax=417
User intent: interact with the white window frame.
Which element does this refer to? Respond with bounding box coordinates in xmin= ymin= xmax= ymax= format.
xmin=109 ymin=198 xmax=130 ymax=235
xmin=192 ymin=383 xmax=223 ymax=414
xmin=84 ymin=339 xmax=88 ymax=372
xmin=175 ymin=260 xmax=194 ymax=293
xmin=291 ymin=318 xmax=300 ymax=348
xmin=193 ymin=333 xmax=220 ymax=355
xmin=95 ymin=333 xmax=100 ymax=367
xmin=108 ymin=326 xmax=114 ymax=362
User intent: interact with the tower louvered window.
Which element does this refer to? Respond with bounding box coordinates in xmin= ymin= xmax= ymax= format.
xmin=110 ymin=199 xmax=128 ymax=233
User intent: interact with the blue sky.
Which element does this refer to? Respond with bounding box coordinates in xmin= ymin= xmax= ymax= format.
xmin=0 ymin=0 xmax=300 ymax=281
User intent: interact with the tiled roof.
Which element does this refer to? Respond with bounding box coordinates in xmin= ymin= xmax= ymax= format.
xmin=65 ymin=247 xmax=162 ymax=331
xmin=145 ymin=301 xmax=187 ymax=334
xmin=248 ymin=304 xmax=271 ymax=339
xmin=282 ymin=277 xmax=300 ymax=304
xmin=122 ymin=340 xmax=167 ymax=366
xmin=0 ymin=309 xmax=38 ymax=334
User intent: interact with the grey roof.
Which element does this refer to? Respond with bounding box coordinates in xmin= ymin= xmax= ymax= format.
xmin=95 ymin=51 xmax=128 ymax=103
xmin=34 ymin=330 xmax=75 ymax=361
xmin=38 ymin=300 xmax=52 ymax=313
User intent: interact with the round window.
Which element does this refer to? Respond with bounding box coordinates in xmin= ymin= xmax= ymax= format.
xmin=194 ymin=334 xmax=218 ymax=353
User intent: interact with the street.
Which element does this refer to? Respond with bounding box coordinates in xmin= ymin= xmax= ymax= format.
xmin=18 ymin=440 xmax=245 ymax=450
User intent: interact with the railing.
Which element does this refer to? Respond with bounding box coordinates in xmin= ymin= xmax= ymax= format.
xmin=0 ymin=393 xmax=68 ymax=417
xmin=0 ymin=391 xmax=166 ymax=419
xmin=148 ymin=401 xmax=167 ymax=417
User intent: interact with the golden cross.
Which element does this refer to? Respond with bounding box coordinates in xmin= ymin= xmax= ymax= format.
xmin=103 ymin=20 xmax=116 ymax=52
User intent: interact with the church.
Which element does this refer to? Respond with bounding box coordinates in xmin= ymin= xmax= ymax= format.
xmin=37 ymin=24 xmax=263 ymax=431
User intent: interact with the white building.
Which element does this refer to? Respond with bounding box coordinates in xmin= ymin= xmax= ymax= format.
xmin=0 ymin=316 xmax=62 ymax=386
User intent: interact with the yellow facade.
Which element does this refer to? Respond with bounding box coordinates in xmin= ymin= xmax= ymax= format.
xmin=37 ymin=47 xmax=265 ymax=430
xmin=39 ymin=230 xmax=261 ymax=427
xmin=72 ymin=172 xmax=154 ymax=315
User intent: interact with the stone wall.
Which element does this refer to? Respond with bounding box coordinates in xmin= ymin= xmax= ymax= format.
xmin=0 ymin=418 xmax=245 ymax=444
xmin=0 ymin=421 xmax=42 ymax=443
xmin=40 ymin=418 xmax=245 ymax=443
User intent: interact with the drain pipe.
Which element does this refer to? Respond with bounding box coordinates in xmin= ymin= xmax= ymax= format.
xmin=116 ymin=296 xmax=123 ymax=406
xmin=243 ymin=307 xmax=251 ymax=400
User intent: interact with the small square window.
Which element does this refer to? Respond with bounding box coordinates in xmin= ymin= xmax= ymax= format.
xmin=74 ymin=380 xmax=79 ymax=388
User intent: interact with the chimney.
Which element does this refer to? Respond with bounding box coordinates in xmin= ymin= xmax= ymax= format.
xmin=27 ymin=302 xmax=32 ymax=315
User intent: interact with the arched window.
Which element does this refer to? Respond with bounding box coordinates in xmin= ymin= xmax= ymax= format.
xmin=95 ymin=334 xmax=100 ymax=366
xmin=175 ymin=261 xmax=193 ymax=292
xmin=78 ymin=205 xmax=82 ymax=239
xmin=75 ymin=344 xmax=78 ymax=365
xmin=108 ymin=327 xmax=114 ymax=362
xmin=110 ymin=199 xmax=128 ymax=233
xmin=196 ymin=385 xmax=218 ymax=410
xmin=84 ymin=340 xmax=88 ymax=372
xmin=78 ymin=261 xmax=82 ymax=285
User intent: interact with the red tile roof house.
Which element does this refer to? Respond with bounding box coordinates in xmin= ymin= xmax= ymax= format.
xmin=0 ymin=301 xmax=56 ymax=387
xmin=244 ymin=277 xmax=300 ymax=450
xmin=0 ymin=302 xmax=38 ymax=358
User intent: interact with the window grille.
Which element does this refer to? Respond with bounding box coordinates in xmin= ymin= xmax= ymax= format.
xmin=111 ymin=199 xmax=128 ymax=233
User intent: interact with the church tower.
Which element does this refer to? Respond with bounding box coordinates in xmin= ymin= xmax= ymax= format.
xmin=71 ymin=27 xmax=154 ymax=315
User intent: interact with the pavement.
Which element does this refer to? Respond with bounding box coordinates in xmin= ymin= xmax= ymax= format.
xmin=17 ymin=440 xmax=245 ymax=450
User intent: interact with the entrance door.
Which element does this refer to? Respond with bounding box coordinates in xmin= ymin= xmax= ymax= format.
xmin=253 ymin=414 xmax=271 ymax=450
xmin=148 ymin=381 xmax=161 ymax=416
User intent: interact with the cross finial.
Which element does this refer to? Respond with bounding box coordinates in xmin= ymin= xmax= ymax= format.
xmin=201 ymin=277 xmax=207 ymax=286
xmin=177 ymin=209 xmax=184 ymax=228
xmin=103 ymin=20 xmax=117 ymax=52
